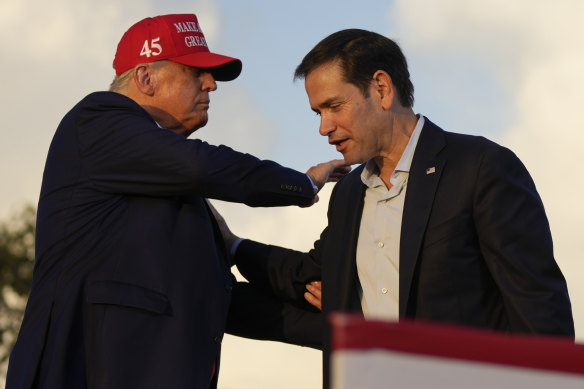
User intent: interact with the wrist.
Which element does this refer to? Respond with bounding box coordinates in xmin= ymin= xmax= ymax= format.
xmin=306 ymin=174 xmax=319 ymax=194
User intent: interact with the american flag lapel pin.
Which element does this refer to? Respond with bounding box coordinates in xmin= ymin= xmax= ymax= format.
xmin=426 ymin=166 xmax=436 ymax=175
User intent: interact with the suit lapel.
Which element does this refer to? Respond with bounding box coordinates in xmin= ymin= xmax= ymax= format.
xmin=327 ymin=165 xmax=366 ymax=311
xmin=399 ymin=119 xmax=446 ymax=316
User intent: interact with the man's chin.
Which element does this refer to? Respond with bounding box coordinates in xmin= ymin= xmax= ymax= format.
xmin=198 ymin=116 xmax=208 ymax=128
xmin=185 ymin=118 xmax=208 ymax=136
xmin=341 ymin=153 xmax=359 ymax=166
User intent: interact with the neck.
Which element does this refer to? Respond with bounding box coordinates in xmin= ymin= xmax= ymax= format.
xmin=374 ymin=109 xmax=418 ymax=187
xmin=121 ymin=89 xmax=186 ymax=136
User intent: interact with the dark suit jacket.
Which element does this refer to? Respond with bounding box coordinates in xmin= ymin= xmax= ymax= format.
xmin=235 ymin=118 xmax=574 ymax=388
xmin=6 ymin=91 xmax=315 ymax=389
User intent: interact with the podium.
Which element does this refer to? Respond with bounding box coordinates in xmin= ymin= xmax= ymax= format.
xmin=330 ymin=314 xmax=584 ymax=388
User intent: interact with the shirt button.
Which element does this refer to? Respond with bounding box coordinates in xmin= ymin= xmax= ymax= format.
xmin=378 ymin=241 xmax=384 ymax=248
xmin=381 ymin=288 xmax=388 ymax=294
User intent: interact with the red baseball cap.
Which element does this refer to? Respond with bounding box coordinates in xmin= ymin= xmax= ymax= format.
xmin=113 ymin=14 xmax=242 ymax=81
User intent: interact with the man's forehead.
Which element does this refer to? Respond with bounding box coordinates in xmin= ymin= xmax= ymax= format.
xmin=305 ymin=62 xmax=357 ymax=104
xmin=305 ymin=60 xmax=343 ymax=82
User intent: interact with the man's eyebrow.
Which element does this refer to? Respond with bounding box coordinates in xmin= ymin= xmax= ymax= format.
xmin=311 ymin=95 xmax=344 ymax=113
xmin=317 ymin=96 xmax=342 ymax=108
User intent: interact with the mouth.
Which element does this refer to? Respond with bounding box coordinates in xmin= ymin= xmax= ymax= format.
xmin=329 ymin=138 xmax=349 ymax=153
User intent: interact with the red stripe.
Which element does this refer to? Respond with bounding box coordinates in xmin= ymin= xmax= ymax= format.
xmin=330 ymin=313 xmax=584 ymax=376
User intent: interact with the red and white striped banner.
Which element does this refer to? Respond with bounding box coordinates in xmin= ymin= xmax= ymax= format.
xmin=330 ymin=314 xmax=584 ymax=389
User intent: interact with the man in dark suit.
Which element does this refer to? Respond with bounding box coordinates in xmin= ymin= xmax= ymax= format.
xmin=6 ymin=14 xmax=347 ymax=389
xmin=226 ymin=29 xmax=575 ymax=388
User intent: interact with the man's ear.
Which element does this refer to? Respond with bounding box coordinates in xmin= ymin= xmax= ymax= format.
xmin=372 ymin=70 xmax=394 ymax=110
xmin=133 ymin=65 xmax=155 ymax=96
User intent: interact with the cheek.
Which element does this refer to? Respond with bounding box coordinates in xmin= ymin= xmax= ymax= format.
xmin=174 ymin=83 xmax=198 ymax=109
xmin=178 ymin=95 xmax=198 ymax=116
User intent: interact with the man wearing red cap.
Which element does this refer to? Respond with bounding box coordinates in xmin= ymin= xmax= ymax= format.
xmin=5 ymin=14 xmax=347 ymax=389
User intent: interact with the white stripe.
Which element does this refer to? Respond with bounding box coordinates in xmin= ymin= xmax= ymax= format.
xmin=332 ymin=350 xmax=584 ymax=389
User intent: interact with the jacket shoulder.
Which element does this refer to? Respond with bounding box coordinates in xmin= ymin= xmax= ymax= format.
xmin=73 ymin=91 xmax=147 ymax=115
xmin=58 ymin=91 xmax=156 ymax=136
xmin=332 ymin=164 xmax=365 ymax=193
xmin=443 ymin=131 xmax=523 ymax=168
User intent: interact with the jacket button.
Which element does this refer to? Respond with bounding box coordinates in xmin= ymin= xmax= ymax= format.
xmin=214 ymin=336 xmax=222 ymax=345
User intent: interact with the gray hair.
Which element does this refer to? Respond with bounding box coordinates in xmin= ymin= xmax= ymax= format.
xmin=109 ymin=61 xmax=171 ymax=92
xmin=109 ymin=68 xmax=134 ymax=92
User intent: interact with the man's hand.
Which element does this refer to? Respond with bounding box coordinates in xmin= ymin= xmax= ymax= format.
xmin=206 ymin=200 xmax=239 ymax=264
xmin=306 ymin=159 xmax=351 ymax=192
xmin=304 ymin=281 xmax=322 ymax=310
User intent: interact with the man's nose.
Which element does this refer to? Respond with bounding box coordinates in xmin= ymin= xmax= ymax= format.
xmin=319 ymin=115 xmax=335 ymax=136
xmin=201 ymin=72 xmax=217 ymax=92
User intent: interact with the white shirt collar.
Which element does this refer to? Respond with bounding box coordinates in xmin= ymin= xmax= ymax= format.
xmin=361 ymin=115 xmax=425 ymax=186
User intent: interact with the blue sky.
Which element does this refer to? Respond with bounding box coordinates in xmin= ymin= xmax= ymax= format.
xmin=1 ymin=0 xmax=583 ymax=387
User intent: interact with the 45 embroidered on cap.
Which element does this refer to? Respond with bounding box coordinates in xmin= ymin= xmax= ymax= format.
xmin=113 ymin=13 xmax=242 ymax=81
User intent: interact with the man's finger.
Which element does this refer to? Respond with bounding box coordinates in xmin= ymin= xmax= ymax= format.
xmin=306 ymin=283 xmax=322 ymax=299
xmin=309 ymin=280 xmax=322 ymax=292
xmin=304 ymin=291 xmax=322 ymax=311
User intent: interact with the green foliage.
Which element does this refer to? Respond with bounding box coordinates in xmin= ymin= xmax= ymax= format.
xmin=0 ymin=205 xmax=36 ymax=368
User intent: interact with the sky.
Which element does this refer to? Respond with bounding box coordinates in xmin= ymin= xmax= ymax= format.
xmin=1 ymin=0 xmax=584 ymax=387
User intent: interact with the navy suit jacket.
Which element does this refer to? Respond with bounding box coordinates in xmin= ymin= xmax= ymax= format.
xmin=235 ymin=118 xmax=574 ymax=388
xmin=6 ymin=91 xmax=315 ymax=389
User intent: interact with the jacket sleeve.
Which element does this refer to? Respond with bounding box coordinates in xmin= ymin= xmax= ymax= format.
xmin=473 ymin=144 xmax=574 ymax=337
xmin=226 ymin=280 xmax=323 ymax=349
xmin=234 ymin=237 xmax=324 ymax=311
xmin=68 ymin=93 xmax=314 ymax=207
